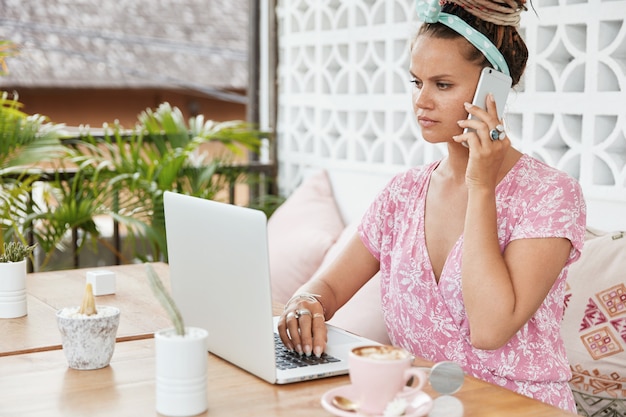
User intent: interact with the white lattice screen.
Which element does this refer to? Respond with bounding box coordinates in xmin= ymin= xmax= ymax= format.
xmin=262 ymin=0 xmax=626 ymax=230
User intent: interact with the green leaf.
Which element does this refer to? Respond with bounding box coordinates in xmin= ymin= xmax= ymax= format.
xmin=145 ymin=263 xmax=185 ymax=336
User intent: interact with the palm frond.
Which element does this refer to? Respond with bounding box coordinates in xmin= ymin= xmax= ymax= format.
xmin=0 ymin=92 xmax=66 ymax=174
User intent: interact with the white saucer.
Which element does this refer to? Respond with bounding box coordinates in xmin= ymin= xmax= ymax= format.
xmin=320 ymin=384 xmax=433 ymax=417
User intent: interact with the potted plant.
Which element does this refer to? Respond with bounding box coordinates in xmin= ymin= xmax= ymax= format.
xmin=0 ymin=241 xmax=35 ymax=318
xmin=56 ymin=283 xmax=120 ymax=370
xmin=146 ymin=263 xmax=208 ymax=417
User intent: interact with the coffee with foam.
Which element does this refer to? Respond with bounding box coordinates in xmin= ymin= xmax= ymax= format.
xmin=348 ymin=344 xmax=426 ymax=414
xmin=353 ymin=345 xmax=409 ymax=361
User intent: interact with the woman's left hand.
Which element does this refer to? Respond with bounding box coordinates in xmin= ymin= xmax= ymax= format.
xmin=454 ymin=93 xmax=510 ymax=190
xmin=277 ymin=293 xmax=328 ymax=357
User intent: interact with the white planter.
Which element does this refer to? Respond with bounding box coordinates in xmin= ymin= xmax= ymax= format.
xmin=155 ymin=327 xmax=209 ymax=417
xmin=0 ymin=259 xmax=27 ymax=319
xmin=56 ymin=306 xmax=120 ymax=370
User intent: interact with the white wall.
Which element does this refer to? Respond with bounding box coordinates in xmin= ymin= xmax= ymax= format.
xmin=260 ymin=0 xmax=626 ymax=231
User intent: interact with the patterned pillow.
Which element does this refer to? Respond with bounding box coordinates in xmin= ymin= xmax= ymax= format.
xmin=562 ymin=228 xmax=626 ymax=417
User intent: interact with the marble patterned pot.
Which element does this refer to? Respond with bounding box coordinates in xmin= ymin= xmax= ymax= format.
xmin=56 ymin=306 xmax=120 ymax=370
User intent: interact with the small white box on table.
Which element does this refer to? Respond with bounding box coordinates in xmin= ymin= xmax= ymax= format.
xmin=86 ymin=270 xmax=116 ymax=296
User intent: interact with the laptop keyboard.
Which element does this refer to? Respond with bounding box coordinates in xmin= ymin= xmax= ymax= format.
xmin=274 ymin=334 xmax=341 ymax=370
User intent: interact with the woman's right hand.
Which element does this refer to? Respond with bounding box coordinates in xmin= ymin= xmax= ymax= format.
xmin=277 ymin=293 xmax=328 ymax=357
xmin=455 ymin=95 xmax=510 ymax=190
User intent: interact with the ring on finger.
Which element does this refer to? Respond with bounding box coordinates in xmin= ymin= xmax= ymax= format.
xmin=313 ymin=313 xmax=325 ymax=320
xmin=489 ymin=124 xmax=506 ymax=141
xmin=286 ymin=311 xmax=296 ymax=321
xmin=294 ymin=308 xmax=311 ymax=319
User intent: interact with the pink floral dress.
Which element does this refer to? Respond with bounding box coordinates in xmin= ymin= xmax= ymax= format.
xmin=359 ymin=155 xmax=586 ymax=412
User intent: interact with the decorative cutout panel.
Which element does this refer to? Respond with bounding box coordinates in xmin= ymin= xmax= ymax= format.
xmin=273 ymin=0 xmax=626 ymax=229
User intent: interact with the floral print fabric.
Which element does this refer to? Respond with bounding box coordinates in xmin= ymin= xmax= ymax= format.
xmin=359 ymin=155 xmax=586 ymax=412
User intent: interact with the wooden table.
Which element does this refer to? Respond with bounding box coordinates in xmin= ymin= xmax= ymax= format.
xmin=0 ymin=264 xmax=578 ymax=416
xmin=1 ymin=262 xmax=171 ymax=356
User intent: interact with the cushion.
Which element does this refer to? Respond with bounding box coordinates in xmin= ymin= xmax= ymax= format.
xmin=562 ymin=228 xmax=626 ymax=417
xmin=268 ymin=170 xmax=345 ymax=304
xmin=320 ymin=221 xmax=391 ymax=345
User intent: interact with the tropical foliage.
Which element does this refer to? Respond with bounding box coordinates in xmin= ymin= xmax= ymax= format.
xmin=27 ymin=102 xmax=267 ymax=268
xmin=1 ymin=38 xmax=270 ymax=270
xmin=1 ymin=95 xmax=267 ymax=270
xmin=0 ymin=91 xmax=66 ymax=252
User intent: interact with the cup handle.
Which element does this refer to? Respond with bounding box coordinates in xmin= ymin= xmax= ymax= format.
xmin=398 ymin=367 xmax=427 ymax=399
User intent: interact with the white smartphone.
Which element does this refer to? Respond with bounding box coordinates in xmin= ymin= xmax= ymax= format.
xmin=463 ymin=67 xmax=512 ymax=135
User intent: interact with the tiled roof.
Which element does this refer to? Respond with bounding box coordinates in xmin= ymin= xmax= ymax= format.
xmin=0 ymin=0 xmax=249 ymax=99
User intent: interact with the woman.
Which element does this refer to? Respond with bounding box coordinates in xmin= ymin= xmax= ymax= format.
xmin=277 ymin=0 xmax=585 ymax=412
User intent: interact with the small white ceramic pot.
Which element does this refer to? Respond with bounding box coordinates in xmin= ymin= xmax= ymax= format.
xmin=155 ymin=327 xmax=209 ymax=417
xmin=56 ymin=306 xmax=120 ymax=370
xmin=0 ymin=259 xmax=28 ymax=319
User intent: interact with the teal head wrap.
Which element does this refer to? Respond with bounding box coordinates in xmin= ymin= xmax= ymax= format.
xmin=415 ymin=0 xmax=511 ymax=76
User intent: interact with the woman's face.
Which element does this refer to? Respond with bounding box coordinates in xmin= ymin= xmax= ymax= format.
xmin=410 ymin=34 xmax=483 ymax=144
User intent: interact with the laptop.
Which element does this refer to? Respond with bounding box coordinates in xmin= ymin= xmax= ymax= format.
xmin=163 ymin=191 xmax=377 ymax=384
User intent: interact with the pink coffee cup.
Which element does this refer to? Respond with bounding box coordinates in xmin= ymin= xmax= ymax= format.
xmin=348 ymin=345 xmax=427 ymax=414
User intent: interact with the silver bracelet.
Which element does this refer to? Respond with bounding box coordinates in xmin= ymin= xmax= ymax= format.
xmin=285 ymin=292 xmax=327 ymax=316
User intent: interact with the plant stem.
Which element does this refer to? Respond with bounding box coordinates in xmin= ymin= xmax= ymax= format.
xmin=145 ymin=263 xmax=185 ymax=336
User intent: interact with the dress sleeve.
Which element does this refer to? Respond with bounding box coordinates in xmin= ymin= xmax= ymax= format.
xmin=510 ymin=171 xmax=587 ymax=265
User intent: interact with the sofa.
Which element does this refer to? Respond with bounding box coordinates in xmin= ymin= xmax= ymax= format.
xmin=268 ymin=169 xmax=392 ymax=344
xmin=267 ymin=169 xmax=625 ymax=417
